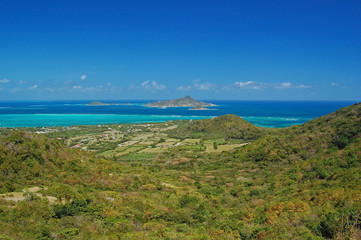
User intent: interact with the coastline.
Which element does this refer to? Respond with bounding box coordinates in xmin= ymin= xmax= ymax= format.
xmin=0 ymin=113 xmax=312 ymax=128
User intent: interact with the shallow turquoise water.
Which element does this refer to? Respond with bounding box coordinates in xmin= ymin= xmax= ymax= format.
xmin=0 ymin=114 xmax=213 ymax=128
xmin=0 ymin=100 xmax=357 ymax=128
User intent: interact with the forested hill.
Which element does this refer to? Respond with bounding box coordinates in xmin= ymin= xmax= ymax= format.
xmin=229 ymin=102 xmax=361 ymax=238
xmin=282 ymin=101 xmax=361 ymax=150
xmin=168 ymin=114 xmax=270 ymax=140
xmin=0 ymin=131 xmax=101 ymax=192
xmin=241 ymin=102 xmax=361 ymax=162
xmin=0 ymin=103 xmax=360 ymax=239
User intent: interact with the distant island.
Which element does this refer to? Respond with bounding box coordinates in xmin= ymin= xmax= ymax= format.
xmin=145 ymin=96 xmax=216 ymax=109
xmin=87 ymin=101 xmax=119 ymax=106
xmin=87 ymin=102 xmax=118 ymax=106
xmin=87 ymin=101 xmax=132 ymax=106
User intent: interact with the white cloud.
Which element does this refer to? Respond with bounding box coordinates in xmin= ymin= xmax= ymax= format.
xmin=140 ymin=80 xmax=166 ymax=90
xmin=70 ymin=84 xmax=120 ymax=93
xmin=194 ymin=82 xmax=215 ymax=90
xmin=234 ymin=81 xmax=311 ymax=90
xmin=81 ymin=75 xmax=86 ymax=80
xmin=28 ymin=84 xmax=38 ymax=90
xmin=330 ymin=82 xmax=339 ymax=87
xmin=85 ymin=87 xmax=100 ymax=91
xmin=234 ymin=81 xmax=265 ymax=90
xmin=18 ymin=80 xmax=28 ymax=84
xmin=45 ymin=87 xmax=55 ymax=92
xmin=276 ymin=82 xmax=292 ymax=88
xmin=235 ymin=81 xmax=250 ymax=87
xmin=235 ymin=81 xmax=255 ymax=87
xmin=177 ymin=80 xmax=215 ymax=91
xmin=141 ymin=80 xmax=150 ymax=88
xmin=152 ymin=81 xmax=166 ymax=90
xmin=275 ymin=82 xmax=313 ymax=89
xmin=0 ymin=78 xmax=10 ymax=83
xmin=296 ymin=84 xmax=311 ymax=89
xmin=177 ymin=85 xmax=192 ymax=91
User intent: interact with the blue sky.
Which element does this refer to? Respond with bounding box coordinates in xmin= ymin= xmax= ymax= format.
xmin=1 ymin=0 xmax=360 ymax=100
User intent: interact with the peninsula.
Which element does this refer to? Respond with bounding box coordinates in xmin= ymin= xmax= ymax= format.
xmin=145 ymin=96 xmax=216 ymax=109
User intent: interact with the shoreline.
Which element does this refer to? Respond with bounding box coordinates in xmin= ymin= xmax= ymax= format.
xmin=0 ymin=113 xmax=312 ymax=128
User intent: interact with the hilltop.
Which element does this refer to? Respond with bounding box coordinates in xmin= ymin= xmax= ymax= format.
xmin=169 ymin=114 xmax=269 ymax=140
xmin=145 ymin=95 xmax=216 ymax=109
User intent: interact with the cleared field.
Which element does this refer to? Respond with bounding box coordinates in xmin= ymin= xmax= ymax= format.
xmin=116 ymin=146 xmax=145 ymax=156
xmin=160 ymin=125 xmax=178 ymax=131
xmin=40 ymin=121 xmax=251 ymax=160
xmin=119 ymin=152 xmax=158 ymax=160
xmin=181 ymin=139 xmax=200 ymax=145
xmin=132 ymin=133 xmax=153 ymax=141
xmin=0 ymin=187 xmax=58 ymax=204
xmin=138 ymin=141 xmax=154 ymax=145
xmin=98 ymin=150 xmax=117 ymax=158
xmin=121 ymin=140 xmax=139 ymax=146
xmin=165 ymin=138 xmax=179 ymax=143
xmin=139 ymin=147 xmax=166 ymax=153
xmin=206 ymin=143 xmax=248 ymax=153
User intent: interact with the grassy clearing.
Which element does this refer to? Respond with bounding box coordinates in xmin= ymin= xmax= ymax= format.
xmin=139 ymin=147 xmax=166 ymax=153
xmin=132 ymin=133 xmax=153 ymax=141
xmin=121 ymin=140 xmax=139 ymax=146
xmin=115 ymin=146 xmax=144 ymax=156
xmin=138 ymin=141 xmax=154 ymax=145
xmin=206 ymin=143 xmax=248 ymax=153
xmin=0 ymin=187 xmax=58 ymax=204
xmin=181 ymin=139 xmax=200 ymax=145
xmin=118 ymin=152 xmax=158 ymax=160
xmin=165 ymin=138 xmax=179 ymax=143
xmin=98 ymin=150 xmax=117 ymax=158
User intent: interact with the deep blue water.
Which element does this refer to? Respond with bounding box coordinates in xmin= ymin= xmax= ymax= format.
xmin=0 ymin=100 xmax=357 ymax=128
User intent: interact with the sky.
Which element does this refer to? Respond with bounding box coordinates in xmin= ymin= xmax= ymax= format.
xmin=1 ymin=0 xmax=360 ymax=100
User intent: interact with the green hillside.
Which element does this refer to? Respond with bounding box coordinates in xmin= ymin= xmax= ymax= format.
xmin=0 ymin=131 xmax=96 ymax=193
xmin=0 ymin=103 xmax=360 ymax=239
xmin=169 ymin=114 xmax=269 ymax=140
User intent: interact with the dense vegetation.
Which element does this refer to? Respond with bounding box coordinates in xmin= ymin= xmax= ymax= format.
xmin=0 ymin=103 xmax=360 ymax=239
xmin=168 ymin=114 xmax=269 ymax=141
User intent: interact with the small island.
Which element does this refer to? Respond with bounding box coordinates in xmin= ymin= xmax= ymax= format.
xmin=145 ymin=96 xmax=216 ymax=109
xmin=87 ymin=101 xmax=119 ymax=106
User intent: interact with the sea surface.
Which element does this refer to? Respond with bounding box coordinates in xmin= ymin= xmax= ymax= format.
xmin=0 ymin=100 xmax=357 ymax=128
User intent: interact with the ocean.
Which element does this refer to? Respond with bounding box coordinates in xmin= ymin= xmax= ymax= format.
xmin=0 ymin=100 xmax=357 ymax=128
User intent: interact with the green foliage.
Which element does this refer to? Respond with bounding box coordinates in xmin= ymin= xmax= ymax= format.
xmin=0 ymin=102 xmax=361 ymax=239
xmin=179 ymin=194 xmax=199 ymax=208
xmin=168 ymin=114 xmax=269 ymax=141
xmin=52 ymin=198 xmax=88 ymax=218
xmin=318 ymin=212 xmax=339 ymax=238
